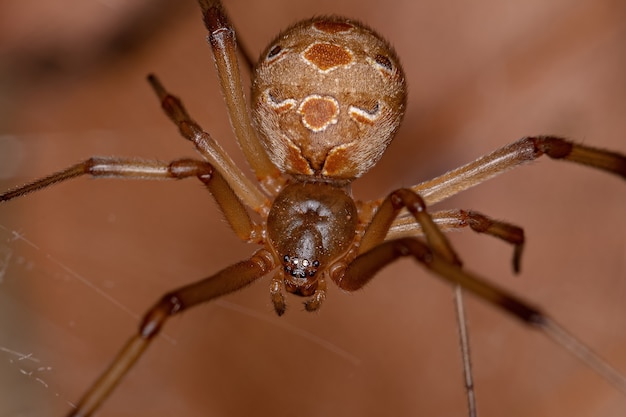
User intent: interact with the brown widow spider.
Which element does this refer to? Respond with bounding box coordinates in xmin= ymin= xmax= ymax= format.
xmin=1 ymin=0 xmax=624 ymax=416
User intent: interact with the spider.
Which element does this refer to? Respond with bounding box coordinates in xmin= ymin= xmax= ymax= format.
xmin=1 ymin=0 xmax=624 ymax=416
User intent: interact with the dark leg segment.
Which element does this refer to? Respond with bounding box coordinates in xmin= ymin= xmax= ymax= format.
xmin=343 ymin=238 xmax=540 ymax=318
xmin=359 ymin=189 xmax=460 ymax=265
xmin=389 ymin=209 xmax=525 ymax=272
xmin=147 ymin=74 xmax=270 ymax=212
xmin=355 ymin=189 xmax=477 ymax=416
xmin=338 ymin=237 xmax=626 ymax=394
xmin=457 ymin=210 xmax=524 ymax=272
xmin=67 ymin=249 xmax=275 ymax=417
xmin=535 ymin=136 xmax=626 ymax=175
xmin=410 ymin=136 xmax=626 ymax=207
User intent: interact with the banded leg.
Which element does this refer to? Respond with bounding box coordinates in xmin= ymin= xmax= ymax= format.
xmin=197 ymin=0 xmax=281 ymax=192
xmin=354 ymin=188 xmax=478 ymax=416
xmin=359 ymin=189 xmax=460 ymax=262
xmin=66 ymin=249 xmax=275 ymax=417
xmin=0 ymin=158 xmax=256 ymax=242
xmin=389 ymin=209 xmax=525 ymax=272
xmin=337 ymin=237 xmax=626 ymax=394
xmin=404 ymin=136 xmax=626 ymax=207
xmin=147 ymin=74 xmax=270 ymax=213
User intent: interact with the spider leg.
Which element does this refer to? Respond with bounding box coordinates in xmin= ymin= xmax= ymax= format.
xmin=355 ymin=188 xmax=480 ymax=415
xmin=304 ymin=277 xmax=327 ymax=312
xmin=359 ymin=189 xmax=460 ymax=263
xmin=66 ymin=249 xmax=275 ymax=417
xmin=270 ymin=272 xmax=287 ymax=315
xmin=147 ymin=74 xmax=271 ymax=213
xmin=404 ymin=136 xmax=626 ymax=207
xmin=197 ymin=0 xmax=281 ymax=192
xmin=0 ymin=158 xmax=258 ymax=242
xmin=390 ymin=209 xmax=525 ymax=272
xmin=337 ymin=237 xmax=626 ymax=395
xmin=453 ymin=285 xmax=476 ymax=417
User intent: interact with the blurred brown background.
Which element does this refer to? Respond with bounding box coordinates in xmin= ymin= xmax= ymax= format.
xmin=1 ymin=0 xmax=625 ymax=416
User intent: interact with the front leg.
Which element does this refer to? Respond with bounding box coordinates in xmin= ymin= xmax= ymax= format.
xmin=67 ymin=249 xmax=275 ymax=417
xmin=147 ymin=74 xmax=272 ymax=212
xmin=0 ymin=157 xmax=258 ymax=242
xmin=197 ymin=0 xmax=280 ymax=190
xmin=358 ymin=188 xmax=460 ymax=265
xmin=407 ymin=136 xmax=626 ymax=206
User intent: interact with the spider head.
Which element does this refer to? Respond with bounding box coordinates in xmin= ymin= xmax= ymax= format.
xmin=281 ymin=254 xmax=321 ymax=296
xmin=275 ymin=221 xmax=327 ymax=296
xmin=252 ymin=16 xmax=407 ymax=182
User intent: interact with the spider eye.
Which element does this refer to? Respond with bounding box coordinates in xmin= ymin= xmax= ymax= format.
xmin=281 ymin=253 xmax=321 ymax=280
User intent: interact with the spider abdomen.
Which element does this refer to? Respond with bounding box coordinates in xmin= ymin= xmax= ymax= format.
xmin=252 ymin=16 xmax=407 ymax=182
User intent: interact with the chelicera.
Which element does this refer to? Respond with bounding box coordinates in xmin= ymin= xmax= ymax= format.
xmin=1 ymin=0 xmax=626 ymax=416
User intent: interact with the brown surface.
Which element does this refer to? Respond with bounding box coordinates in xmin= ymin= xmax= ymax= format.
xmin=1 ymin=0 xmax=625 ymax=416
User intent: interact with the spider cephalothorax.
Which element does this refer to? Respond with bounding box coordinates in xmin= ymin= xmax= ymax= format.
xmin=266 ymin=181 xmax=357 ymax=306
